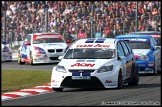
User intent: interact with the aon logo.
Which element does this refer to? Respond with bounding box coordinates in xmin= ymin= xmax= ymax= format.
xmin=71 ymin=63 xmax=95 ymax=67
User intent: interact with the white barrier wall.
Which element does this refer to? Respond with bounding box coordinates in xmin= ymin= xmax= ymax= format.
xmin=7 ymin=41 xmax=23 ymax=48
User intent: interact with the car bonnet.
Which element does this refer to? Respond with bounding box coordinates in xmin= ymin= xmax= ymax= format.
xmin=133 ymin=49 xmax=150 ymax=56
xmin=58 ymin=59 xmax=114 ymax=70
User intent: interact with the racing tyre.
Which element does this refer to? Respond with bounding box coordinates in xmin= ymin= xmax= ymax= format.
xmin=128 ymin=64 xmax=139 ymax=86
xmin=53 ymin=88 xmax=63 ymax=92
xmin=18 ymin=51 xmax=25 ymax=65
xmin=30 ymin=52 xmax=34 ymax=66
xmin=117 ymin=71 xmax=123 ymax=89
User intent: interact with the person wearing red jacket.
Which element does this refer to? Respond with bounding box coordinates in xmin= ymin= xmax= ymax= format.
xmin=77 ymin=29 xmax=87 ymax=39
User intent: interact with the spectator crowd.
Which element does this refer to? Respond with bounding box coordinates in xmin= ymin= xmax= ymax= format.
xmin=1 ymin=1 xmax=161 ymax=43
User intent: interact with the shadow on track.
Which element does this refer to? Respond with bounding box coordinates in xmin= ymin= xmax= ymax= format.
xmin=59 ymin=82 xmax=161 ymax=92
xmin=139 ymin=73 xmax=161 ymax=76
xmin=25 ymin=62 xmax=58 ymax=66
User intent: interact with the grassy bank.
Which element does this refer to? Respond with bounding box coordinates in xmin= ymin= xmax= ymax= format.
xmin=2 ymin=70 xmax=52 ymax=93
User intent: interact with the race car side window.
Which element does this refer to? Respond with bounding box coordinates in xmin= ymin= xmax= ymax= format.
xmin=150 ymin=38 xmax=155 ymax=48
xmin=117 ymin=42 xmax=125 ymax=57
xmin=24 ymin=35 xmax=31 ymax=43
xmin=151 ymin=37 xmax=157 ymax=46
xmin=123 ymin=41 xmax=132 ymax=54
xmin=120 ymin=41 xmax=129 ymax=56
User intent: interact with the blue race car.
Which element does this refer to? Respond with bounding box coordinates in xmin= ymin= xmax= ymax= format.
xmin=115 ymin=35 xmax=161 ymax=75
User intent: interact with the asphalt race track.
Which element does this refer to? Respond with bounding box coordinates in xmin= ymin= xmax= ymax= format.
xmin=1 ymin=61 xmax=56 ymax=71
xmin=1 ymin=61 xmax=161 ymax=106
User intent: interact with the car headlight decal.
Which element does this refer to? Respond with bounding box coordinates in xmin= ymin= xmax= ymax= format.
xmin=55 ymin=65 xmax=67 ymax=73
xmin=97 ymin=65 xmax=113 ymax=73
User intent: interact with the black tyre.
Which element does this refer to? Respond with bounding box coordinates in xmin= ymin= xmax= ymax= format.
xmin=128 ymin=64 xmax=139 ymax=86
xmin=18 ymin=51 xmax=25 ymax=65
xmin=53 ymin=88 xmax=63 ymax=92
xmin=117 ymin=71 xmax=123 ymax=89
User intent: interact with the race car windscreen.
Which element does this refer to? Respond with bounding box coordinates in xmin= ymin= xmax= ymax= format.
xmin=33 ymin=35 xmax=65 ymax=44
xmin=64 ymin=48 xmax=115 ymax=59
xmin=130 ymin=32 xmax=161 ymax=46
xmin=128 ymin=42 xmax=150 ymax=49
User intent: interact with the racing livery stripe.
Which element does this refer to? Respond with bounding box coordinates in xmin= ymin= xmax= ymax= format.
xmin=22 ymin=54 xmax=27 ymax=59
xmin=85 ymin=38 xmax=96 ymax=43
xmin=95 ymin=38 xmax=106 ymax=43
xmin=86 ymin=59 xmax=96 ymax=62
xmin=76 ymin=59 xmax=86 ymax=62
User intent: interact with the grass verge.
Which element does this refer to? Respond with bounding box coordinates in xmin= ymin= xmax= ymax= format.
xmin=2 ymin=70 xmax=52 ymax=93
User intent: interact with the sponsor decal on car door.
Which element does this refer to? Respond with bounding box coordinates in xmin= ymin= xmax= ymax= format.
xmin=125 ymin=56 xmax=133 ymax=78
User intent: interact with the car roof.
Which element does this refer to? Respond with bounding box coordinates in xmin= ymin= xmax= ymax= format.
xmin=129 ymin=31 xmax=161 ymax=38
xmin=70 ymin=38 xmax=118 ymax=49
xmin=130 ymin=31 xmax=161 ymax=34
xmin=115 ymin=35 xmax=152 ymax=39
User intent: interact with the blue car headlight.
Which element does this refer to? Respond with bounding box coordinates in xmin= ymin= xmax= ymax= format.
xmin=55 ymin=65 xmax=67 ymax=73
xmin=97 ymin=65 xmax=113 ymax=73
xmin=138 ymin=55 xmax=149 ymax=61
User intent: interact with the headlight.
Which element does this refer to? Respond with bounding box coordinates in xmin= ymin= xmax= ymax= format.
xmin=138 ymin=55 xmax=149 ymax=60
xmin=97 ymin=65 xmax=113 ymax=73
xmin=55 ymin=65 xmax=67 ymax=73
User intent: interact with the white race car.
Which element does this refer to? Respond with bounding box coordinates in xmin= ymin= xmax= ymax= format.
xmin=1 ymin=43 xmax=12 ymax=62
xmin=18 ymin=32 xmax=69 ymax=65
xmin=51 ymin=38 xmax=139 ymax=91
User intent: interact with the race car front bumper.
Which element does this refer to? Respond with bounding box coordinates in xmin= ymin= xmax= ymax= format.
xmin=51 ymin=67 xmax=119 ymax=89
xmin=136 ymin=60 xmax=154 ymax=74
xmin=32 ymin=54 xmax=62 ymax=64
